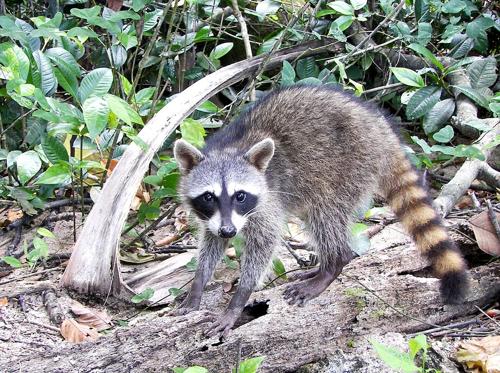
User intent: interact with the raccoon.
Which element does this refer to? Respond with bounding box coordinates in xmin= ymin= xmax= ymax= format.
xmin=173 ymin=85 xmax=468 ymax=337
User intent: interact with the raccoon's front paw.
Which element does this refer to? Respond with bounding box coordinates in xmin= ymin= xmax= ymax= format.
xmin=169 ymin=306 xmax=199 ymax=316
xmin=204 ymin=308 xmax=241 ymax=338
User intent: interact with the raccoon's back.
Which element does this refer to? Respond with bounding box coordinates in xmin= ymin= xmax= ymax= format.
xmin=204 ymin=86 xmax=402 ymax=198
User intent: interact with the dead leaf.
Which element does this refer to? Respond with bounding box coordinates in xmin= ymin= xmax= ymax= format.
xmin=173 ymin=206 xmax=188 ymax=233
xmin=223 ymin=282 xmax=234 ymax=293
xmin=457 ymin=336 xmax=500 ymax=373
xmin=60 ymin=318 xmax=100 ymax=343
xmin=0 ymin=297 xmax=8 ymax=307
xmin=130 ymin=196 xmax=142 ymax=211
xmin=456 ymin=195 xmax=474 ymax=209
xmin=486 ymin=309 xmax=500 ymax=319
xmin=155 ymin=234 xmax=180 ymax=247
xmin=0 ymin=208 xmax=23 ymax=227
xmin=225 ymin=247 xmax=236 ymax=259
xmin=70 ymin=302 xmax=112 ymax=331
xmin=107 ymin=0 xmax=123 ymax=11
xmin=469 ymin=210 xmax=500 ymax=256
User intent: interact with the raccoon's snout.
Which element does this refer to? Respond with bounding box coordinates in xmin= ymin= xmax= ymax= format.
xmin=218 ymin=225 xmax=237 ymax=238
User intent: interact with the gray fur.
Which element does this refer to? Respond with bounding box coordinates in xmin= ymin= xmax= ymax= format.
xmin=173 ymin=86 xmax=405 ymax=335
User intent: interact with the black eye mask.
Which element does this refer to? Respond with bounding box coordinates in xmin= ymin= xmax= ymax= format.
xmin=190 ymin=193 xmax=217 ymax=220
xmin=233 ymin=192 xmax=258 ymax=216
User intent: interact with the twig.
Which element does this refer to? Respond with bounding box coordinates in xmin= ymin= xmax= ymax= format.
xmin=475 ymin=305 xmax=500 ymax=329
xmin=486 ymin=200 xmax=500 ymax=240
xmin=0 ymin=109 xmax=35 ymax=137
xmin=408 ymin=319 xmax=480 ymax=336
xmin=25 ymin=319 xmax=61 ymax=333
xmin=0 ymin=267 xmax=62 ymax=286
xmin=231 ymin=0 xmax=254 ymax=101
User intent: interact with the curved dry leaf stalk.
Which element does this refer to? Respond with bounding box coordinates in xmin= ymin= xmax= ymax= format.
xmin=71 ymin=301 xmax=112 ymax=331
xmin=456 ymin=336 xmax=500 ymax=373
xmin=60 ymin=318 xmax=100 ymax=343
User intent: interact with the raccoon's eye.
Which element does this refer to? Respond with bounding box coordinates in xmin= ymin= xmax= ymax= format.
xmin=203 ymin=192 xmax=215 ymax=202
xmin=235 ymin=191 xmax=246 ymax=203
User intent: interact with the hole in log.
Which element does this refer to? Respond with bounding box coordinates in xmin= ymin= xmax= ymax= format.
xmin=233 ymin=300 xmax=269 ymax=329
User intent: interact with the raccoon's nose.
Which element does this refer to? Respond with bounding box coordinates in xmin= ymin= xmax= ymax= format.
xmin=219 ymin=225 xmax=236 ymax=238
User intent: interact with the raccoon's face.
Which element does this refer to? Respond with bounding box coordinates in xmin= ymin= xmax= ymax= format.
xmin=174 ymin=138 xmax=274 ymax=238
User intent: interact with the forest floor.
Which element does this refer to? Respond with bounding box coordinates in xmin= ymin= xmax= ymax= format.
xmin=0 ymin=199 xmax=499 ymax=372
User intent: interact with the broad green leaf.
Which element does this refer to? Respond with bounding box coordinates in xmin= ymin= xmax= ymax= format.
xmin=408 ymin=43 xmax=444 ymax=71
xmin=143 ymin=9 xmax=162 ymax=32
xmin=32 ymin=50 xmax=57 ymax=96
xmin=132 ymin=0 xmax=153 ymax=11
xmin=423 ymin=99 xmax=455 ymax=134
xmin=45 ymin=47 xmax=81 ymax=78
xmin=180 ymin=118 xmax=206 ymax=148
xmin=70 ymin=6 xmax=101 ymax=20
xmin=168 ymin=287 xmax=185 ymax=298
xmin=2 ymin=256 xmax=22 ymax=268
xmin=450 ymin=37 xmax=474 ymax=59
xmin=237 ymin=356 xmax=265 ymax=373
xmin=272 ymin=258 xmax=287 ymax=278
xmin=411 ymin=136 xmax=432 ymax=154
xmin=0 ymin=42 xmax=30 ymax=81
xmin=466 ymin=119 xmax=491 ymax=131
xmin=431 ymin=144 xmax=484 ymax=160
xmin=296 ymin=57 xmax=319 ymax=79
xmin=255 ymin=0 xmax=281 ymax=18
xmin=408 ymin=334 xmax=428 ymax=360
xmin=196 ymin=100 xmax=218 ymax=113
xmin=184 ymin=367 xmax=207 ymax=373
xmin=452 ymin=85 xmax=491 ymax=108
xmin=414 ymin=0 xmax=430 ymax=22
xmin=107 ymin=10 xmax=141 ymax=22
xmin=327 ymin=1 xmax=355 ymax=15
xmin=83 ymin=96 xmax=110 ymax=138
xmin=209 ymin=42 xmax=233 ymax=60
xmin=42 ymin=136 xmax=69 ymax=164
xmin=390 ymin=67 xmax=424 ymax=88
xmin=466 ymin=16 xmax=495 ymax=39
xmin=53 ymin=67 xmax=78 ymax=99
xmin=371 ymin=340 xmax=419 ymax=373
xmin=281 ymin=60 xmax=296 ymax=86
xmin=466 ymin=57 xmax=497 ymax=89
xmin=78 ymin=68 xmax=113 ymax=103
xmin=67 ymin=27 xmax=99 ymax=39
xmin=37 ymin=227 xmax=55 ymax=238
xmin=406 ymin=86 xmax=441 ymax=119
xmin=105 ymin=94 xmax=143 ymax=125
xmin=7 ymin=150 xmax=22 ymax=168
xmin=16 ymin=151 xmax=42 ymax=185
xmin=131 ymin=288 xmax=155 ymax=303
xmin=442 ymin=0 xmax=465 ymax=13
xmin=433 ymin=125 xmax=454 ymax=143
xmin=350 ymin=0 xmax=366 ymax=10
xmin=35 ymin=163 xmax=72 ymax=185
xmin=29 ymin=237 xmax=49 ymax=263
xmin=417 ymin=23 xmax=432 ymax=46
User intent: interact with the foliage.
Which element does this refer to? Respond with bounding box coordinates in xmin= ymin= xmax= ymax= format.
xmin=371 ymin=334 xmax=441 ymax=373
xmin=173 ymin=355 xmax=264 ymax=373
xmin=0 ymin=0 xmax=497 ymax=228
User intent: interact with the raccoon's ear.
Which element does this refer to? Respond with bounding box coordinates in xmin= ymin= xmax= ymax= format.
xmin=245 ymin=138 xmax=275 ymax=172
xmin=174 ymin=139 xmax=204 ymax=174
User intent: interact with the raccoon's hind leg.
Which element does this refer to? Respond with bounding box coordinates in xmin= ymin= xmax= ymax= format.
xmin=171 ymin=230 xmax=225 ymax=316
xmin=284 ymin=204 xmax=354 ymax=306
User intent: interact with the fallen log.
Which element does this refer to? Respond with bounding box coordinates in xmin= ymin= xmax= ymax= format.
xmin=11 ymin=241 xmax=500 ymax=372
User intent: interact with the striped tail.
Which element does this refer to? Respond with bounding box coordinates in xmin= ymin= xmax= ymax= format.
xmin=383 ymin=155 xmax=468 ymax=304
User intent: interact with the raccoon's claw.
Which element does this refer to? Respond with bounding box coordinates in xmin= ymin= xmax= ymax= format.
xmin=283 ymin=272 xmax=335 ymax=306
xmin=204 ymin=309 xmax=241 ymax=339
xmin=287 ymin=268 xmax=320 ymax=282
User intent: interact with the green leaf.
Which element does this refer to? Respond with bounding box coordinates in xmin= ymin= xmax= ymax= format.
xmin=0 ymin=42 xmax=30 ymax=81
xmin=168 ymin=287 xmax=185 ymax=298
xmin=53 ymin=67 xmax=78 ymax=99
xmin=350 ymin=0 xmax=366 ymax=10
xmin=411 ymin=136 xmax=432 ymax=154
xmin=131 ymin=288 xmax=155 ymax=303
xmin=255 ymin=0 xmax=281 ymax=18
xmin=281 ymin=60 xmax=296 ymax=86
xmin=272 ymin=258 xmax=287 ymax=279
xmin=42 ymin=136 xmax=69 ymax=164
xmin=45 ymin=47 xmax=81 ymax=78
xmin=237 ymin=356 xmax=265 ymax=373
xmin=67 ymin=27 xmax=99 ymax=39
xmin=466 ymin=57 xmax=497 ymax=89
xmin=78 ymin=68 xmax=113 ymax=103
xmin=408 ymin=43 xmax=444 ymax=71
xmin=37 ymin=227 xmax=55 ymax=238
xmin=390 ymin=67 xmax=424 ymax=88
xmin=135 ymin=87 xmax=156 ymax=105
xmin=406 ymin=86 xmax=441 ymax=119
xmin=35 ymin=163 xmax=72 ymax=185
xmin=83 ymin=96 xmax=110 ymax=138
xmin=180 ymin=118 xmax=206 ymax=148
xmin=2 ymin=256 xmax=22 ymax=268
xmin=105 ymin=94 xmax=143 ymax=125
xmin=416 ymin=22 xmax=432 ymax=46
xmin=16 ymin=151 xmax=42 ymax=185
xmin=186 ymin=257 xmax=198 ymax=271
xmin=466 ymin=16 xmax=495 ymax=39
xmin=423 ymin=99 xmax=455 ymax=134
xmin=327 ymin=1 xmax=355 ymax=15
xmin=196 ymin=100 xmax=218 ymax=113
xmin=296 ymin=57 xmax=319 ymax=79
xmin=209 ymin=42 xmax=233 ymax=60
xmin=183 ymin=367 xmax=208 ymax=373
xmin=408 ymin=334 xmax=428 ymax=360
xmin=452 ymin=85 xmax=491 ymax=108
xmin=414 ymin=0 xmax=430 ymax=22
xmin=466 ymin=119 xmax=491 ymax=131
xmin=432 ymin=125 xmax=454 ymax=143
xmin=371 ymin=340 xmax=419 ymax=373
xmin=32 ymin=50 xmax=57 ymax=96
xmin=29 ymin=237 xmax=49 ymax=264
xmin=431 ymin=144 xmax=484 ymax=160
xmin=442 ymin=0 xmax=465 ymax=13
